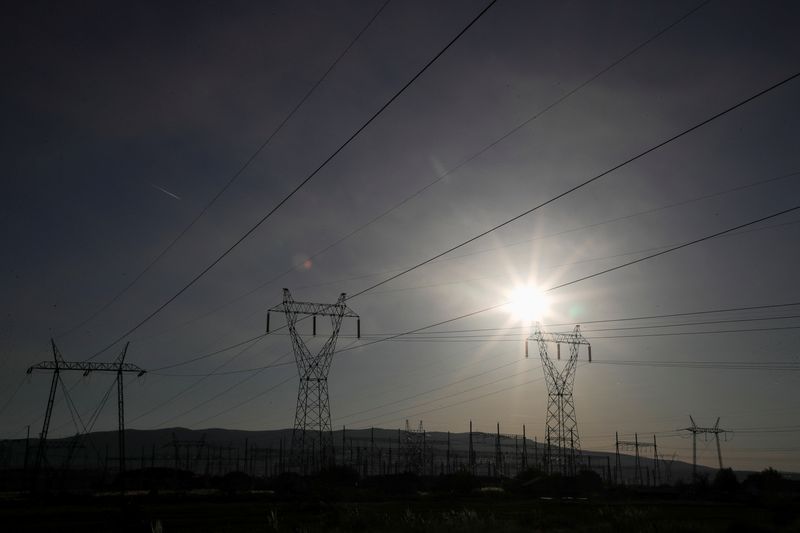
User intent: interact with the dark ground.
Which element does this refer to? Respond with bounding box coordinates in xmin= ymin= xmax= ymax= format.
xmin=2 ymin=467 xmax=798 ymax=532
xmin=1 ymin=491 xmax=798 ymax=532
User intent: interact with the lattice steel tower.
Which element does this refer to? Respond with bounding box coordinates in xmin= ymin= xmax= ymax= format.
xmin=527 ymin=323 xmax=591 ymax=476
xmin=27 ymin=339 xmax=145 ymax=488
xmin=267 ymin=288 xmax=359 ymax=473
xmin=681 ymin=416 xmax=730 ymax=480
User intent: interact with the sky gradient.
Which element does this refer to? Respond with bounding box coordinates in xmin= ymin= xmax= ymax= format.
xmin=2 ymin=0 xmax=799 ymax=472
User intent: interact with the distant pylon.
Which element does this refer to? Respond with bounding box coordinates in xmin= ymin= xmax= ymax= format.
xmin=681 ymin=415 xmax=730 ymax=480
xmin=527 ymin=323 xmax=591 ymax=476
xmin=267 ymin=289 xmax=359 ymax=474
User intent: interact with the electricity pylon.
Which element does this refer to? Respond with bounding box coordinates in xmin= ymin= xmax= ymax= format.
xmin=681 ymin=415 xmax=730 ymax=480
xmin=527 ymin=324 xmax=591 ymax=476
xmin=267 ymin=289 xmax=359 ymax=474
xmin=27 ymin=339 xmax=145 ymax=487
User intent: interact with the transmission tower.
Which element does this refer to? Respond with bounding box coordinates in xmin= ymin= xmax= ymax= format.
xmin=267 ymin=289 xmax=359 ymax=474
xmin=27 ymin=339 xmax=145 ymax=488
xmin=681 ymin=415 xmax=730 ymax=480
xmin=527 ymin=324 xmax=591 ymax=476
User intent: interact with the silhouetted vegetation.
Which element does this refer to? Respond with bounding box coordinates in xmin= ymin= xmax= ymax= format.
xmin=713 ymin=467 xmax=739 ymax=495
xmin=3 ymin=466 xmax=799 ymax=531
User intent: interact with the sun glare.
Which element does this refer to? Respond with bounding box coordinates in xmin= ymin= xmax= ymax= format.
xmin=508 ymin=285 xmax=549 ymax=322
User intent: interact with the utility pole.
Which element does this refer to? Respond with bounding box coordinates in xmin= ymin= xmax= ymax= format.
xmin=495 ymin=422 xmax=502 ymax=477
xmin=27 ymin=340 xmax=144 ymax=490
xmin=527 ymin=324 xmax=591 ymax=476
xmin=267 ymin=289 xmax=359 ymax=474
xmin=23 ymin=425 xmax=30 ymax=473
xmin=446 ymin=431 xmax=451 ymax=474
xmin=468 ymin=420 xmax=475 ymax=475
xmin=653 ymin=434 xmax=660 ymax=485
xmin=341 ymin=425 xmax=346 ymax=468
xmin=615 ymin=431 xmax=622 ymax=485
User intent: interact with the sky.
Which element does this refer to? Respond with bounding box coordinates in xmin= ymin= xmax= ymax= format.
xmin=2 ymin=0 xmax=799 ymax=473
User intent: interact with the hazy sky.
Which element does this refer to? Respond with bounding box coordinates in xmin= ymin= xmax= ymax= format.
xmin=2 ymin=0 xmax=799 ymax=472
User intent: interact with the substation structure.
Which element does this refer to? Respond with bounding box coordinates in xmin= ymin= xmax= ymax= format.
xmin=615 ymin=432 xmax=660 ymax=486
xmin=26 ymin=339 xmax=146 ymax=489
xmin=267 ymin=288 xmax=359 ymax=473
xmin=0 ymin=421 xmax=632 ymax=489
xmin=527 ymin=324 xmax=592 ymax=476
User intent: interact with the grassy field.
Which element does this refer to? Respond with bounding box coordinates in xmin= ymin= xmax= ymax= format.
xmin=1 ymin=492 xmax=798 ymax=532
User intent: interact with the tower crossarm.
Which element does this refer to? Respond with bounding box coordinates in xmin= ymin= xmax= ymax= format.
xmin=530 ymin=330 xmax=590 ymax=346
xmin=268 ymin=298 xmax=359 ymax=318
xmin=27 ymin=360 xmax=146 ymax=376
xmin=681 ymin=426 xmax=728 ymax=434
xmin=618 ymin=441 xmax=655 ymax=449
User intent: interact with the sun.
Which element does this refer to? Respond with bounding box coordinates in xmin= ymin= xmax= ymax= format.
xmin=507 ymin=285 xmax=550 ymax=323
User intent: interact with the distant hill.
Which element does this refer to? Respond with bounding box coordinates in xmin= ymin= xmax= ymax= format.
xmin=0 ymin=426 xmax=753 ymax=484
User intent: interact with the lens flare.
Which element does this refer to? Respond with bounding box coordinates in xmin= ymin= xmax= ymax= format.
xmin=507 ymin=285 xmax=549 ymax=322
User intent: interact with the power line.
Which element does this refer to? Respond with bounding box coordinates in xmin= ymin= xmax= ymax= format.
xmin=266 ymin=0 xmax=713 ymax=285
xmin=151 ymin=361 xmax=293 ymax=378
xmin=142 ymin=171 xmax=800 ymax=380
xmin=334 ymin=205 xmax=800 ymax=356
xmin=350 ymin=325 xmax=800 ymax=343
xmin=345 ymin=353 xmax=800 ymax=429
xmin=129 ymin=1 xmax=716 ymax=341
xmin=359 ymin=217 xmax=800 ymax=298
xmin=316 ymin=207 xmax=800 ymax=424
xmin=152 ymin=362 xmax=293 ymax=429
xmin=145 ymin=300 xmax=800 ymax=379
xmin=150 ymin=333 xmax=268 ymax=372
xmin=220 ymin=315 xmax=800 ymax=342
xmin=356 ymin=314 xmax=800 ymax=339
xmin=407 ymin=301 xmax=800 ymax=335
xmin=147 ymin=299 xmax=800 ymax=376
xmin=594 ymin=360 xmax=800 ymax=370
xmin=120 ymin=210 xmax=797 ymax=377
xmin=141 ymin=207 xmax=799 ymax=429
xmin=189 ymin=374 xmax=296 ymax=429
xmin=57 ymin=0 xmax=392 ymax=341
xmin=116 ymin=58 xmax=800 ymax=422
xmin=375 ymin=173 xmax=798 ymax=276
xmin=176 ymin=337 xmax=360 ymax=429
xmin=344 ymin=367 xmax=556 ymax=428
xmin=345 ymin=70 xmax=800 ymax=300
xmin=283 ymin=210 xmax=794 ymax=297
xmin=338 ymin=331 xmax=800 ymax=430
xmin=147 ymin=207 xmax=793 ymax=336
xmin=580 ymin=325 xmax=800 ymax=340
xmin=153 ymin=341 xmax=799 ymax=378
xmin=337 ymin=358 xmax=524 ymax=422
xmin=127 ymin=339 xmax=284 ymax=425
xmin=86 ymin=0 xmax=498 ymax=361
